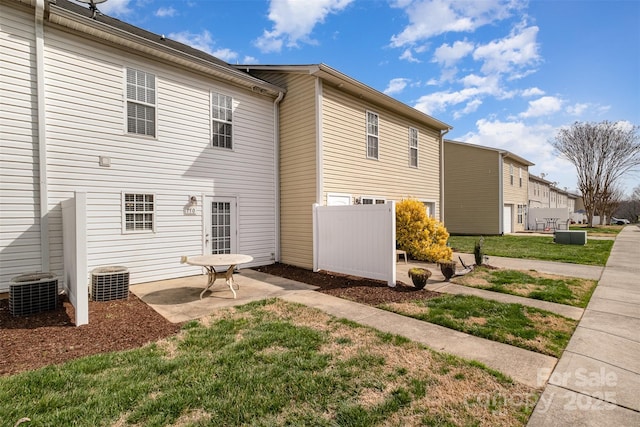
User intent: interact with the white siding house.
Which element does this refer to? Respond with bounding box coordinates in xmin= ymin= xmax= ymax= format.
xmin=0 ymin=0 xmax=284 ymax=292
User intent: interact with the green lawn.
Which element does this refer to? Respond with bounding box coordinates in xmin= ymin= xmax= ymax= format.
xmin=0 ymin=299 xmax=537 ymax=427
xmin=382 ymin=295 xmax=577 ymax=358
xmin=452 ymin=267 xmax=598 ymax=307
xmin=569 ymin=225 xmax=624 ymax=235
xmin=447 ymin=235 xmax=613 ymax=265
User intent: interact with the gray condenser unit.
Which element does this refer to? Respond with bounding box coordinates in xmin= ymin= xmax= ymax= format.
xmin=10 ymin=272 xmax=58 ymax=316
xmin=91 ymin=266 xmax=130 ymax=301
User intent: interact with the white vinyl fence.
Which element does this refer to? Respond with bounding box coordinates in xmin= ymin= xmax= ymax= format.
xmin=61 ymin=192 xmax=89 ymax=326
xmin=313 ymin=202 xmax=396 ymax=286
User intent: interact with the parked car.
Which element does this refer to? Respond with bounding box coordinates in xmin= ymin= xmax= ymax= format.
xmin=610 ymin=217 xmax=630 ymax=225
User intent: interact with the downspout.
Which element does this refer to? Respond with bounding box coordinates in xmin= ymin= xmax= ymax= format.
xmin=35 ymin=0 xmax=49 ymax=271
xmin=315 ymin=76 xmax=323 ymax=205
xmin=498 ymin=154 xmax=504 ymax=235
xmin=273 ymin=91 xmax=284 ymax=262
xmin=439 ymin=128 xmax=450 ymax=223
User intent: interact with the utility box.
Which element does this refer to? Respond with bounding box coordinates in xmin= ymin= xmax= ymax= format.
xmin=554 ymin=230 xmax=587 ymax=245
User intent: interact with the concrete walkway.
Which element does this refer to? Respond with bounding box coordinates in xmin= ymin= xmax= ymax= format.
xmin=527 ymin=225 xmax=640 ymax=426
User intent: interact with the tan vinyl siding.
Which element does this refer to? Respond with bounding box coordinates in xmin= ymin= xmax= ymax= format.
xmin=502 ymin=160 xmax=529 ymax=232
xmin=264 ymin=73 xmax=317 ymax=269
xmin=444 ymin=142 xmax=501 ymax=235
xmin=322 ymin=86 xmax=441 ymax=208
xmin=0 ymin=2 xmax=43 ymax=290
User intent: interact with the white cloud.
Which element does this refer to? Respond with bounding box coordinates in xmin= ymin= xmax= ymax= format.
xmin=400 ymin=48 xmax=421 ymax=63
xmin=473 ymin=25 xmax=541 ymax=77
xmin=243 ymin=56 xmax=259 ymax=64
xmin=414 ymin=73 xmax=503 ymax=114
xmin=168 ymin=30 xmax=240 ymax=61
xmin=566 ymin=103 xmax=590 ymax=116
xmin=88 ymin=0 xmax=132 ymax=16
xmin=453 ymin=99 xmax=482 ymax=119
xmin=155 ymin=7 xmax=177 ymax=18
xmin=390 ymin=0 xmax=522 ymax=47
xmin=432 ymin=40 xmax=474 ymax=67
xmin=255 ymin=0 xmax=354 ymax=53
xmin=520 ymin=96 xmax=563 ymax=118
xmin=522 ymin=87 xmax=545 ymax=97
xmin=384 ymin=78 xmax=411 ymax=95
xmin=212 ymin=48 xmax=239 ymax=63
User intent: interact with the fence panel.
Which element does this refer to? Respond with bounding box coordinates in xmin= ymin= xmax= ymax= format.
xmin=62 ymin=192 xmax=89 ymax=325
xmin=313 ymin=202 xmax=396 ymax=286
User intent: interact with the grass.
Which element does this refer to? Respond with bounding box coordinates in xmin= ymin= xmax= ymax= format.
xmin=381 ymin=295 xmax=577 ymax=358
xmin=569 ymin=224 xmax=624 ymax=235
xmin=452 ymin=267 xmax=598 ymax=308
xmin=0 ymin=299 xmax=538 ymax=426
xmin=447 ymin=235 xmax=613 ymax=265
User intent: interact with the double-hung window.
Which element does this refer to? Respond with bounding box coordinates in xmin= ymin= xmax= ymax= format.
xmin=123 ymin=193 xmax=155 ymax=232
xmin=366 ymin=111 xmax=379 ymax=159
xmin=409 ymin=127 xmax=418 ymax=167
xmin=212 ymin=92 xmax=233 ymax=149
xmin=509 ymin=164 xmax=514 ymax=185
xmin=517 ymin=204 xmax=525 ymax=224
xmin=519 ymin=168 xmax=523 ymax=187
xmin=126 ymin=68 xmax=156 ymax=137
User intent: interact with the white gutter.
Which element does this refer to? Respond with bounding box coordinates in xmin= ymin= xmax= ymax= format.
xmin=273 ymin=91 xmax=284 ymax=262
xmin=35 ymin=0 xmax=49 ymax=271
xmin=498 ymin=153 xmax=505 ymax=235
xmin=440 ymin=128 xmax=451 ymax=223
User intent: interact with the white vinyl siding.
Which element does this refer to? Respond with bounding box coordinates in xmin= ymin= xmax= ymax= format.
xmin=14 ymin=24 xmax=278 ymax=287
xmin=0 ymin=3 xmax=43 ymax=290
xmin=366 ymin=111 xmax=379 ymax=159
xmin=409 ymin=127 xmax=418 ymax=167
xmin=126 ymin=68 xmax=156 ymax=137
xmin=211 ymin=92 xmax=233 ymax=149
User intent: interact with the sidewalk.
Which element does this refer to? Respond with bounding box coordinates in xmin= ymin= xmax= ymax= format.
xmin=527 ymin=225 xmax=640 ymax=426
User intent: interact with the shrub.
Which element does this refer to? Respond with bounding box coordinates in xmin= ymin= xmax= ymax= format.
xmin=396 ymin=198 xmax=452 ymax=262
xmin=474 ymin=237 xmax=484 ymax=266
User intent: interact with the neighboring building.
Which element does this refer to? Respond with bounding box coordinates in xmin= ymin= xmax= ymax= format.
xmin=1 ymin=0 xmax=285 ymax=291
xmin=237 ymin=64 xmax=452 ymax=269
xmin=528 ymin=174 xmax=552 ymax=208
xmin=443 ymin=140 xmax=533 ymax=235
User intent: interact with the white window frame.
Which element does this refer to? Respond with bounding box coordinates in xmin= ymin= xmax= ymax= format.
xmin=366 ymin=111 xmax=379 ymax=160
xmin=517 ymin=204 xmax=525 ymax=224
xmin=519 ymin=167 xmax=523 ymax=187
xmin=409 ymin=127 xmax=418 ymax=168
xmin=423 ymin=201 xmax=436 ymax=218
xmin=360 ymin=196 xmax=386 ymax=205
xmin=211 ymin=92 xmax=233 ymax=149
xmin=125 ymin=67 xmax=156 ymax=137
xmin=122 ymin=192 xmax=156 ymax=233
xmin=509 ymin=164 xmax=514 ymax=185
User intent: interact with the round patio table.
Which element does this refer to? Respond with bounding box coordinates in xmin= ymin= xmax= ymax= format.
xmin=184 ymin=254 xmax=253 ymax=299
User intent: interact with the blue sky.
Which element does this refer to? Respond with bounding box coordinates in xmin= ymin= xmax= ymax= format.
xmin=90 ymin=0 xmax=639 ymax=196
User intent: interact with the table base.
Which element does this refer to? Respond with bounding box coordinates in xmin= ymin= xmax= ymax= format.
xmin=200 ymin=265 xmax=238 ymax=299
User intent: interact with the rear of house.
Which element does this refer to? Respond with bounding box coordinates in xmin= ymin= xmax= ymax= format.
xmin=241 ymin=65 xmax=451 ymax=269
xmin=0 ymin=0 xmax=283 ymax=292
xmin=444 ymin=140 xmax=532 ymax=235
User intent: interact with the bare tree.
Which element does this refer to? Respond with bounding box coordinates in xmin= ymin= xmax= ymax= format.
xmin=614 ymin=185 xmax=640 ymax=223
xmin=598 ymin=185 xmax=624 ymax=225
xmin=551 ymin=121 xmax=640 ymax=226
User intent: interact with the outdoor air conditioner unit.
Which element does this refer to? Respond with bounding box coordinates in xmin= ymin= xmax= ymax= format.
xmin=91 ymin=266 xmax=129 ymax=302
xmin=10 ymin=272 xmax=58 ymax=316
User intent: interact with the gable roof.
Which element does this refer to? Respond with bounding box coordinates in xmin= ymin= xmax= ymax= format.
xmin=35 ymin=0 xmax=284 ymax=97
xmin=445 ymin=139 xmax=534 ymax=166
xmin=237 ymin=64 xmax=452 ymax=132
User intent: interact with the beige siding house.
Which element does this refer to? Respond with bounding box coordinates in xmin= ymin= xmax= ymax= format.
xmin=239 ymin=65 xmax=452 ymax=269
xmin=444 ymin=140 xmax=533 ymax=235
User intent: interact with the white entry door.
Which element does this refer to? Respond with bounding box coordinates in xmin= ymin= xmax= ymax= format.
xmin=204 ymin=197 xmax=237 ymax=254
xmin=503 ymin=204 xmax=513 ymax=234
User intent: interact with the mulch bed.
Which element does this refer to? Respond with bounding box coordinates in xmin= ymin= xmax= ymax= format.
xmin=1 ymin=263 xmax=440 ymax=377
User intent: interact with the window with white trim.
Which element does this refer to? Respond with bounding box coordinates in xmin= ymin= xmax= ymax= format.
xmin=366 ymin=111 xmax=379 ymax=159
xmin=517 ymin=204 xmax=525 ymax=224
xmin=360 ymin=196 xmax=386 ymax=204
xmin=123 ymin=193 xmax=155 ymax=232
xmin=519 ymin=167 xmax=523 ymax=187
xmin=409 ymin=127 xmax=418 ymax=167
xmin=509 ymin=164 xmax=514 ymax=185
xmin=211 ymin=92 xmax=233 ymax=149
xmin=423 ymin=201 xmax=436 ymax=218
xmin=126 ymin=68 xmax=156 ymax=137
